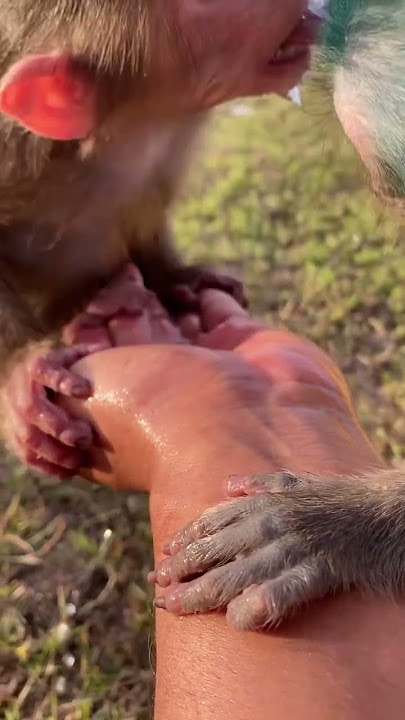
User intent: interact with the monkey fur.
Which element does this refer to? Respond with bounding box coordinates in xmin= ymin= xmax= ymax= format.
xmin=152 ymin=0 xmax=405 ymax=630
xmin=321 ymin=0 xmax=405 ymax=206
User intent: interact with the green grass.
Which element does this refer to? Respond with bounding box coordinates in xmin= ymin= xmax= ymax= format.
xmin=2 ymin=96 xmax=404 ymax=719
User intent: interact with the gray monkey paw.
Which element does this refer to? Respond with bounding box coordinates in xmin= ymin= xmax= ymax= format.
xmin=151 ymin=472 xmax=345 ymax=631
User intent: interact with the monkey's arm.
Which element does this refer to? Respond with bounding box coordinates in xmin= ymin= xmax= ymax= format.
xmin=0 ymin=277 xmax=95 ymax=477
xmin=153 ymin=469 xmax=405 ymax=630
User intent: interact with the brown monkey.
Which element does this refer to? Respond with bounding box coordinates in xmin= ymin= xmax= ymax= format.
xmin=0 ymin=1 xmax=320 ymax=477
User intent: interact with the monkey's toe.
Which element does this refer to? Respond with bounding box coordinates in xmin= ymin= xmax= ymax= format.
xmin=164 ymin=495 xmax=278 ymax=556
xmin=226 ymin=559 xmax=333 ymax=631
xmin=4 ymin=350 xmax=95 ymax=477
xmin=9 ymin=394 xmax=91 ymax=476
xmin=14 ymin=424 xmax=84 ymax=474
xmin=154 ymin=551 xmax=335 ymax=628
xmin=32 ymin=345 xmax=96 ymax=398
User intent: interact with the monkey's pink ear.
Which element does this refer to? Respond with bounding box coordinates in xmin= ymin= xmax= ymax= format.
xmin=0 ymin=54 xmax=96 ymax=140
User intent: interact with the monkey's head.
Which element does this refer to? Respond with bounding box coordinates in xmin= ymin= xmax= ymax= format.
xmin=321 ymin=0 xmax=405 ymax=212
xmin=0 ymin=0 xmax=320 ymax=142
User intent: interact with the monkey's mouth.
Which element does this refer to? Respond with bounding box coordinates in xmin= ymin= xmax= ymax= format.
xmin=269 ymin=11 xmax=322 ymax=67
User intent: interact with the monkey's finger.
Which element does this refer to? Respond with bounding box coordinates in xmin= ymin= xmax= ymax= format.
xmin=154 ymin=540 xmax=303 ymax=615
xmin=33 ymin=362 xmax=91 ymax=397
xmin=23 ymin=383 xmax=93 ymax=448
xmin=226 ymin=559 xmax=333 ymax=631
xmin=147 ymin=293 xmax=186 ymax=343
xmin=164 ymin=495 xmax=276 ymax=556
xmin=193 ymin=273 xmax=248 ymax=310
xmin=198 ymin=288 xmax=250 ymax=332
xmin=197 ymin=316 xmax=261 ymax=351
xmin=116 ymin=263 xmax=144 ymax=284
xmin=32 ymin=346 xmax=95 ymax=397
xmin=63 ymin=312 xmax=111 ymax=347
xmin=178 ymin=313 xmax=201 ymax=343
xmin=14 ymin=426 xmax=83 ymax=471
xmin=85 ymin=276 xmax=148 ymax=317
xmin=107 ymin=304 xmax=183 ymax=345
xmin=20 ymin=444 xmax=77 ymax=479
xmin=47 ymin=344 xmax=100 ymax=368
xmin=108 ymin=314 xmax=153 ymax=345
xmin=227 ymin=472 xmax=301 ymax=497
xmin=155 ymin=515 xmax=283 ymax=586
xmin=151 ymin=317 xmax=185 ymax=344
xmin=7 ymin=374 xmax=92 ymax=449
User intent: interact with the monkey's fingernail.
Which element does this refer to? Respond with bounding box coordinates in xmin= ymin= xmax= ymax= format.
xmin=226 ymin=475 xmax=248 ymax=496
xmin=154 ymin=596 xmax=167 ymax=610
xmin=157 ymin=588 xmax=185 ymax=615
xmin=155 ymin=560 xmax=173 ymax=587
xmin=58 ymin=376 xmax=92 ymax=398
xmin=164 ymin=536 xmax=186 ymax=556
xmin=60 ymin=422 xmax=92 ymax=448
xmin=60 ymin=432 xmax=90 ymax=449
xmin=70 ymin=381 xmax=92 ymax=398
xmin=164 ymin=539 xmax=184 ymax=556
xmin=148 ymin=571 xmax=157 ymax=585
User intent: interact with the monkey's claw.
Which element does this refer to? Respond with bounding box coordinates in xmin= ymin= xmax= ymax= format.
xmin=152 ymin=472 xmax=351 ymax=630
xmin=3 ymin=344 xmax=99 ymax=478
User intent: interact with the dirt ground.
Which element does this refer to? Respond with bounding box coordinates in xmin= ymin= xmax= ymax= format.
xmin=2 ymin=96 xmax=404 ymax=719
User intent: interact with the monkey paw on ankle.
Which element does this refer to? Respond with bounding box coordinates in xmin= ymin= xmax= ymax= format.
xmin=152 ymin=470 xmax=405 ymax=631
xmin=1 ymin=344 xmax=100 ymax=478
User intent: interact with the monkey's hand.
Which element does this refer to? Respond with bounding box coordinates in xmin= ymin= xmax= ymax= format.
xmin=152 ymin=470 xmax=405 ymax=630
xmin=64 ymin=263 xmax=184 ymax=347
xmin=162 ymin=265 xmax=248 ymax=315
xmin=1 ymin=343 xmax=100 ymax=478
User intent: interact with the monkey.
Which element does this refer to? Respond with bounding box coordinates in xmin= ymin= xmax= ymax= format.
xmin=0 ymin=0 xmax=322 ymax=478
xmin=319 ymin=0 xmax=405 ymax=207
xmin=150 ymin=0 xmax=405 ymax=631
